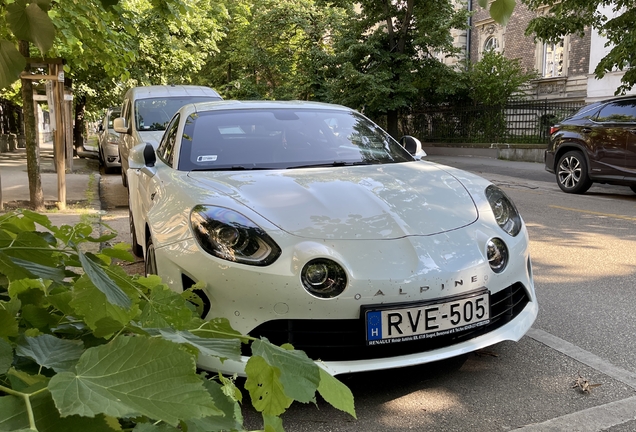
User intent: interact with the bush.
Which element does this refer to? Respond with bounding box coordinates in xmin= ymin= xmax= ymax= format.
xmin=0 ymin=210 xmax=355 ymax=431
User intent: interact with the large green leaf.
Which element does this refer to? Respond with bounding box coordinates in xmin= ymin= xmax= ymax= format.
xmin=7 ymin=1 xmax=55 ymax=53
xmin=185 ymin=378 xmax=243 ymax=432
xmin=0 ymin=40 xmax=26 ymax=91
xmin=78 ymin=250 xmax=132 ymax=309
xmin=139 ymin=285 xmax=196 ymax=329
xmin=69 ymin=275 xmax=139 ymax=334
xmin=0 ymin=392 xmax=115 ymax=432
xmin=132 ymin=423 xmax=180 ymax=432
xmin=0 ymin=310 xmax=19 ymax=339
xmin=0 ymin=339 xmax=12 ymax=374
xmin=262 ymin=414 xmax=284 ymax=432
xmin=48 ymin=336 xmax=221 ymax=426
xmin=9 ymin=256 xmax=65 ymax=282
xmin=244 ymin=355 xmax=293 ymax=416
xmin=251 ymin=339 xmax=320 ymax=403
xmin=16 ymin=334 xmax=84 ymax=373
xmin=489 ymin=0 xmax=516 ymax=26
xmin=0 ymin=251 xmax=37 ymax=282
xmin=145 ymin=328 xmax=241 ymax=361
xmin=317 ymin=367 xmax=356 ymax=419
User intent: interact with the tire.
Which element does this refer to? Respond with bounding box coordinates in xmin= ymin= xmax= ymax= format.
xmin=556 ymin=151 xmax=593 ymax=194
xmin=120 ymin=152 xmax=128 ymax=188
xmin=129 ymin=205 xmax=143 ymax=258
xmin=630 ymin=185 xmax=636 ymax=194
xmin=145 ymin=235 xmax=157 ymax=276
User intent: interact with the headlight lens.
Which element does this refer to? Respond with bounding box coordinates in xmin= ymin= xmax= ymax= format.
xmin=486 ymin=238 xmax=508 ymax=273
xmin=301 ymin=258 xmax=347 ymax=298
xmin=485 ymin=185 xmax=522 ymax=236
xmin=190 ymin=205 xmax=281 ymax=266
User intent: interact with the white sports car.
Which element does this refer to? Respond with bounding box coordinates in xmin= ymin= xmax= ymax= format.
xmin=127 ymin=100 xmax=537 ymax=376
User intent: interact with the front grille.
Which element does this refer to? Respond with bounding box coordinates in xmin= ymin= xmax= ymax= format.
xmin=243 ymin=282 xmax=530 ymax=361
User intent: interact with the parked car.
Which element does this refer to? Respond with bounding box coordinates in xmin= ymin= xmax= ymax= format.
xmin=98 ymin=107 xmax=122 ymax=173
xmin=545 ymin=96 xmax=636 ymax=194
xmin=126 ymin=100 xmax=538 ymax=376
xmin=113 ymin=85 xmax=222 ymax=187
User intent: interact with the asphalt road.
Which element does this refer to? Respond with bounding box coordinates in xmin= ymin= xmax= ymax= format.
xmin=99 ymin=156 xmax=636 ymax=431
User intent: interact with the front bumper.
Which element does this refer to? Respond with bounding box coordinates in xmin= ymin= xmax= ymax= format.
xmin=152 ymin=218 xmax=537 ymax=375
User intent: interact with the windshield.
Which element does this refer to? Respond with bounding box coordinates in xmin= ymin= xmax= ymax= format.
xmin=178 ymin=108 xmax=414 ymax=171
xmin=135 ymin=96 xmax=221 ymax=131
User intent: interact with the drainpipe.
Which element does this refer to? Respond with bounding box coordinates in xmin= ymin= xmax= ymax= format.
xmin=466 ymin=0 xmax=472 ymax=67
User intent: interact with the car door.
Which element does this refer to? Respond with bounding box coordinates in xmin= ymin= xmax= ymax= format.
xmin=130 ymin=114 xmax=181 ymax=251
xmin=591 ymin=100 xmax=636 ymax=177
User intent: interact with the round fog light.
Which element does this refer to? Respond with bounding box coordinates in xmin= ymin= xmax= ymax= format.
xmin=301 ymin=259 xmax=347 ymax=298
xmin=487 ymin=238 xmax=508 ymax=273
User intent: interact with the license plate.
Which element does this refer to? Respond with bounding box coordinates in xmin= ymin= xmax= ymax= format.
xmin=364 ymin=290 xmax=490 ymax=345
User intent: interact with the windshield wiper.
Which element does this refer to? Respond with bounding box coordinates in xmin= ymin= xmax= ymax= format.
xmin=191 ymin=165 xmax=274 ymax=171
xmin=286 ymin=161 xmax=373 ymax=170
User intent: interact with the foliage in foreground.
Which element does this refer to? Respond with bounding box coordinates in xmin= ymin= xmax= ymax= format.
xmin=0 ymin=210 xmax=355 ymax=431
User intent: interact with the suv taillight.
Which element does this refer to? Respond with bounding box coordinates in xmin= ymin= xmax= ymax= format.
xmin=549 ymin=126 xmax=560 ymax=135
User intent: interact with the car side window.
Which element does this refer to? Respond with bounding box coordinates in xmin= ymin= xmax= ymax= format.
xmin=596 ymin=100 xmax=636 ymax=123
xmin=121 ymin=99 xmax=131 ymax=126
xmin=157 ymin=114 xmax=180 ymax=167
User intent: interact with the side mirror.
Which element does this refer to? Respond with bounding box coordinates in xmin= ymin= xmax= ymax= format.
xmin=129 ymin=143 xmax=156 ymax=170
xmin=113 ymin=117 xmax=130 ymax=134
xmin=399 ymin=135 xmax=427 ymax=159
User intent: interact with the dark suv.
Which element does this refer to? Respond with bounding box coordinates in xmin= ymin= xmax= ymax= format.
xmin=545 ymin=96 xmax=636 ymax=194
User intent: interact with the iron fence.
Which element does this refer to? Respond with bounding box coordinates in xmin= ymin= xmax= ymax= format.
xmin=406 ymin=99 xmax=586 ymax=144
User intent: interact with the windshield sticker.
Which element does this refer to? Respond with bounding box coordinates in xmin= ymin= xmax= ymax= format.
xmin=197 ymin=155 xmax=218 ymax=162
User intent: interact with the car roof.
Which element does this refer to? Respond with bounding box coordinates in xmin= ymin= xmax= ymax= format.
xmin=185 ymin=99 xmax=352 ymax=114
xmin=124 ymin=85 xmax=221 ymax=100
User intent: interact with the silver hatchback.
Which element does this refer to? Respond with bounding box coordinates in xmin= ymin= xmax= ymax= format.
xmin=98 ymin=107 xmax=122 ymax=173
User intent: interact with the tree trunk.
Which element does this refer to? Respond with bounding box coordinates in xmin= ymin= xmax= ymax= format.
xmin=19 ymin=40 xmax=44 ymax=211
xmin=386 ymin=109 xmax=399 ymax=139
xmin=73 ymin=94 xmax=86 ymax=151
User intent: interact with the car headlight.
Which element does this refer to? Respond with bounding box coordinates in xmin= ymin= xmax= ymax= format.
xmin=190 ymin=205 xmax=281 ymax=266
xmin=301 ymin=258 xmax=347 ymax=298
xmin=486 ymin=238 xmax=508 ymax=273
xmin=485 ymin=185 xmax=522 ymax=236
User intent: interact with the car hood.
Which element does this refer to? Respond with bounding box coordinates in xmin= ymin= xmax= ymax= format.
xmin=138 ymin=131 xmax=164 ymax=147
xmin=187 ymin=162 xmax=479 ymax=240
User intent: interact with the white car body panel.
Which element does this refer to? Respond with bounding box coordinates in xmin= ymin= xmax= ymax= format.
xmin=127 ymin=101 xmax=537 ymax=376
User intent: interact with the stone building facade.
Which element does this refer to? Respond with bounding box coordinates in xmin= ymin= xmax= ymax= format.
xmin=469 ymin=2 xmax=590 ymax=103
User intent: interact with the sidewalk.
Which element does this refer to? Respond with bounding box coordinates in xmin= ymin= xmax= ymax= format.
xmin=0 ymin=140 xmax=101 ymax=227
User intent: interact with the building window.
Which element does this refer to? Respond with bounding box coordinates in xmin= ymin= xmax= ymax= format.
xmin=484 ymin=36 xmax=499 ymax=53
xmin=542 ymin=39 xmax=564 ymax=78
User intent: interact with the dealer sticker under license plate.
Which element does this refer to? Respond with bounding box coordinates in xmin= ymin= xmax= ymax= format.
xmin=365 ymin=291 xmax=490 ymax=345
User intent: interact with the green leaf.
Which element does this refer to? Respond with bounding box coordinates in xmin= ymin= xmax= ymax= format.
xmin=21 ymin=210 xmax=53 ymax=230
xmin=251 ymin=339 xmax=320 ymax=403
xmin=145 ymin=328 xmax=241 ymax=361
xmin=139 ymin=285 xmax=196 ymax=329
xmin=48 ymin=336 xmax=221 ymax=426
xmin=100 ymin=246 xmax=135 ymax=262
xmin=21 ymin=304 xmax=59 ymax=329
xmin=477 ymin=0 xmax=488 ymax=7
xmin=0 ymin=251 xmax=37 ymax=282
xmin=185 ymin=378 xmax=243 ymax=432
xmin=7 ymin=2 xmax=56 ymax=53
xmin=317 ymin=367 xmax=356 ymax=419
xmin=0 ymin=309 xmax=19 ymax=339
xmin=0 ymin=39 xmax=26 ymax=91
xmin=244 ymin=355 xmax=293 ymax=416
xmin=9 ymin=256 xmax=66 ymax=282
xmin=7 ymin=368 xmax=49 ymax=390
xmin=132 ymin=423 xmax=180 ymax=431
xmin=77 ymin=250 xmax=132 ymax=309
xmin=0 ymin=339 xmax=12 ymax=374
xmin=489 ymin=0 xmax=516 ymax=26
xmin=69 ymin=275 xmax=139 ymax=336
xmin=8 ymin=278 xmax=50 ymax=298
xmin=0 ymin=392 xmax=115 ymax=432
xmin=263 ymin=413 xmax=284 ymax=432
xmin=16 ymin=334 xmax=84 ymax=373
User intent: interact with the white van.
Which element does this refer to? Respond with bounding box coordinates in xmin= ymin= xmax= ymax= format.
xmin=113 ymin=85 xmax=222 ymax=187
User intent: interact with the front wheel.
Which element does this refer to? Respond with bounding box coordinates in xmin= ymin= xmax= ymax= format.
xmin=556 ymin=151 xmax=592 ymax=194
xmin=145 ymin=235 xmax=157 ymax=276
